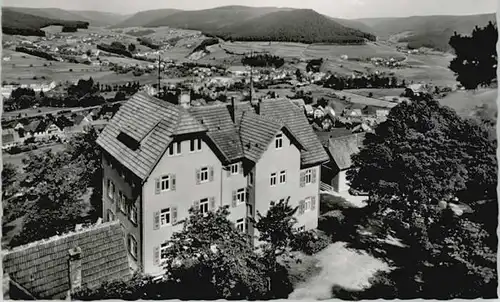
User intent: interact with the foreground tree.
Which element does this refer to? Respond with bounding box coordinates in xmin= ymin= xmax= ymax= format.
xmin=449 ymin=21 xmax=497 ymax=89
xmin=162 ymin=206 xmax=271 ymax=300
xmin=344 ymin=95 xmax=497 ymax=299
xmin=66 ymin=127 xmax=103 ymax=219
xmin=252 ymin=198 xmax=297 ymax=296
xmin=74 ymin=206 xmax=294 ymax=300
xmin=2 ymin=162 xmax=17 ymax=198
xmin=9 ymin=150 xmax=88 ymax=247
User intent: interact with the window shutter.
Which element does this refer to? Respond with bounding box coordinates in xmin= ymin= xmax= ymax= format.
xmin=239 ymin=162 xmax=243 ymax=174
xmin=232 ymin=191 xmax=237 ymax=207
xmin=155 ymin=178 xmax=160 ymax=194
xmin=312 ymin=168 xmax=317 ymax=183
xmin=115 ymin=197 xmax=119 ymax=212
xmin=196 ymin=169 xmax=201 ymax=185
xmin=226 ymin=166 xmax=231 ymax=177
xmin=245 ymin=190 xmax=250 ymax=204
xmin=311 ymin=196 xmax=316 ymax=210
xmin=153 ymin=246 xmax=160 ymax=266
xmin=209 ymin=167 xmax=214 ymax=181
xmin=153 ymin=211 xmax=160 ymax=230
xmin=210 ymin=197 xmax=216 ymax=211
xmin=172 ymin=206 xmax=178 ymax=223
xmin=171 ymin=174 xmax=176 ymax=191
xmin=299 ymin=200 xmax=305 ymax=215
xmin=193 ymin=200 xmax=200 ymax=211
xmin=300 ymin=172 xmax=305 ymax=187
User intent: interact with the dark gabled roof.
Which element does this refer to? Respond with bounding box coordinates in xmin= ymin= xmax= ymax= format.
xmin=56 ymin=116 xmax=74 ymax=129
xmin=239 ymin=112 xmax=280 ymax=163
xmin=96 ymin=92 xmax=207 ymax=180
xmin=189 ymin=104 xmax=244 ymax=164
xmin=316 ymin=128 xmax=354 ymax=147
xmin=98 ymin=93 xmax=329 ymax=177
xmin=259 ymin=99 xmax=329 ymax=167
xmin=2 ymin=221 xmax=130 ymax=300
xmin=325 ymin=134 xmax=360 ymax=170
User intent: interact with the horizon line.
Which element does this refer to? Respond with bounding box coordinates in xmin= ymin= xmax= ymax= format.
xmin=3 ymin=4 xmax=496 ymax=20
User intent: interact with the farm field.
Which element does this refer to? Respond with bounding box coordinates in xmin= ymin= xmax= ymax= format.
xmin=438 ymin=88 xmax=497 ymax=117
xmin=348 ymin=88 xmax=406 ymax=98
xmin=3 ymin=143 xmax=67 ymax=171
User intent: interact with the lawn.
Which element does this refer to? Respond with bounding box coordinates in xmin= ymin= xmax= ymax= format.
xmin=438 ymin=88 xmax=497 ymax=118
xmin=288 ymin=242 xmax=390 ymax=300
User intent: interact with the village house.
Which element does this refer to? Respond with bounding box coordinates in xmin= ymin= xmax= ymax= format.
xmin=2 ymin=221 xmax=131 ymax=300
xmin=96 ymin=92 xmax=329 ymax=275
xmin=317 ymin=129 xmax=365 ymax=193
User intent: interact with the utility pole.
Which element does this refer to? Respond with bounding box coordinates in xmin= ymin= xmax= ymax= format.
xmin=157 ymin=54 xmax=161 ymax=90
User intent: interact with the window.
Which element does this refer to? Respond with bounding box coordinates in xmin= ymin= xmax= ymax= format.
xmin=160 ymin=208 xmax=171 ymax=226
xmin=107 ymin=209 xmax=115 ymax=222
xmin=118 ymin=191 xmax=126 ymax=213
xmin=200 ymin=167 xmax=209 ymax=183
xmin=129 ymin=205 xmax=137 ymax=224
xmin=190 ymin=138 xmax=202 ymax=152
xmin=297 ymin=225 xmax=306 ymax=232
xmin=168 ymin=142 xmax=181 ymax=156
xmin=160 ymin=242 xmax=171 ymax=263
xmin=270 ymin=172 xmax=277 ymax=186
xmin=107 ymin=180 xmax=115 ymax=200
xmin=304 ymin=169 xmax=313 ymax=185
xmin=247 ymin=204 xmax=253 ymax=216
xmin=279 ymin=170 xmax=286 ymax=184
xmin=128 ymin=235 xmax=137 ymax=258
xmin=275 ymin=133 xmax=283 ymax=149
xmin=236 ymin=218 xmax=245 ymax=232
xmin=161 ymin=175 xmax=170 ymax=191
xmin=248 ymin=172 xmax=254 ymax=185
xmin=230 ymin=163 xmax=239 ymax=175
xmin=236 ymin=188 xmax=246 ymax=204
xmin=304 ymin=197 xmax=312 ymax=212
xmin=199 ymin=198 xmax=209 ymax=214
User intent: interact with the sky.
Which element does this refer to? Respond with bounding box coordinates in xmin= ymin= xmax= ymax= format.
xmin=3 ymin=0 xmax=498 ymax=19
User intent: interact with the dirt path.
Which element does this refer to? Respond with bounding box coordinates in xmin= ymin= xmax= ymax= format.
xmin=289 ymin=242 xmax=389 ymax=300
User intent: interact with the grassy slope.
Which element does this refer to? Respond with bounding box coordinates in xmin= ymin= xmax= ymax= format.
xmin=111 ymin=9 xmax=183 ymax=28
xmin=3 ymin=7 xmax=125 ymax=27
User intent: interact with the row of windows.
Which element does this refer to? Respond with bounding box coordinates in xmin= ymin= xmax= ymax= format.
xmin=154 ymin=166 xmax=215 ymax=194
xmin=154 ymin=197 xmax=215 ymax=230
xmin=107 ymin=180 xmax=137 ymax=224
xmin=270 ymin=170 xmax=287 ymax=186
xmin=167 ymin=139 xmax=202 ymax=156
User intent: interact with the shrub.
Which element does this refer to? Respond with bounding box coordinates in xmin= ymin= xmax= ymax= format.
xmin=290 ymin=230 xmax=331 ymax=255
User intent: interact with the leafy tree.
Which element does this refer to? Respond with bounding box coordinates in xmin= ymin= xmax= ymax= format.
xmin=160 ymin=206 xmax=271 ymax=299
xmin=449 ymin=21 xmax=497 ymax=89
xmin=66 ymin=127 xmax=102 ymax=219
xmin=344 ymin=94 xmax=497 ymax=299
xmin=9 ymin=150 xmax=88 ymax=247
xmin=2 ymin=162 xmax=17 ymax=198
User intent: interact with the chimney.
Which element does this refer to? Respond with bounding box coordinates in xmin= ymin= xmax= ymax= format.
xmin=68 ymin=247 xmax=82 ymax=294
xmin=178 ymin=90 xmax=191 ymax=109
